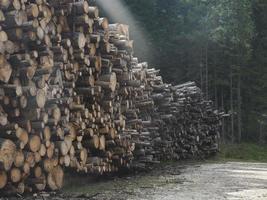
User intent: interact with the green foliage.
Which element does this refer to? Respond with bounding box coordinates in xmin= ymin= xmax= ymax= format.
xmin=218 ymin=143 xmax=267 ymax=162
xmin=208 ymin=0 xmax=253 ymax=55
xmin=118 ymin=0 xmax=267 ymax=142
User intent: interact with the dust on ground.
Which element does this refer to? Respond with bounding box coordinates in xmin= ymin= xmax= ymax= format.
xmin=4 ymin=161 xmax=267 ymax=200
xmin=62 ymin=161 xmax=267 ymax=200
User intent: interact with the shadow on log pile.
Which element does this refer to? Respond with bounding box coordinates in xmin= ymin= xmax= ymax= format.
xmin=0 ymin=0 xmax=222 ymax=195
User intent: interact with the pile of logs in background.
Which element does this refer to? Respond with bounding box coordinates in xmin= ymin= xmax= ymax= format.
xmin=0 ymin=0 xmax=222 ymax=195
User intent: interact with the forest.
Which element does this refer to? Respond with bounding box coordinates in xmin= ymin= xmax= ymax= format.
xmin=98 ymin=0 xmax=267 ymax=143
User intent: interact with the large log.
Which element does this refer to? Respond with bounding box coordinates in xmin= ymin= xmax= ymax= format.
xmin=0 ymin=139 xmax=16 ymax=171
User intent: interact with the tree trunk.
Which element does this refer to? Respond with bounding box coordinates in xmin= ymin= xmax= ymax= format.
xmin=237 ymin=72 xmax=242 ymax=143
xmin=221 ymin=90 xmax=225 ymax=144
xmin=230 ymin=67 xmax=234 ymax=143
xmin=205 ymin=43 xmax=209 ymax=100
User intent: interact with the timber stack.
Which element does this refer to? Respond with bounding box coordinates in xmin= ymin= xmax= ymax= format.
xmin=0 ymin=0 xmax=221 ymax=195
xmin=150 ymin=80 xmax=221 ymax=161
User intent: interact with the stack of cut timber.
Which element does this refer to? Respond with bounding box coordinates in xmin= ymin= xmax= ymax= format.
xmin=149 ymin=79 xmax=221 ymax=161
xmin=128 ymin=61 xmax=160 ymax=169
xmin=0 ymin=0 xmax=66 ymax=194
xmin=41 ymin=0 xmax=135 ymax=175
xmin=0 ymin=0 xmax=222 ymax=195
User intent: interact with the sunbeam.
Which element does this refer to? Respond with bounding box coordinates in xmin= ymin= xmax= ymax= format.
xmin=97 ymin=0 xmax=151 ymax=61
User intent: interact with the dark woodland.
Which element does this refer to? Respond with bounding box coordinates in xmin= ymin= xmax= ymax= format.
xmin=99 ymin=0 xmax=267 ymax=143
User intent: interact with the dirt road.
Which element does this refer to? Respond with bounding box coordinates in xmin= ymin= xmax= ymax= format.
xmin=6 ymin=162 xmax=266 ymax=200
xmin=62 ymin=162 xmax=267 ymax=200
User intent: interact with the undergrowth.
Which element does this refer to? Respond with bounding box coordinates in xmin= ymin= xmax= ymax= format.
xmin=215 ymin=143 xmax=267 ymax=162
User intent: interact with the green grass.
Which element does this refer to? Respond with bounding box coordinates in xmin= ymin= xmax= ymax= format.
xmin=215 ymin=143 xmax=267 ymax=162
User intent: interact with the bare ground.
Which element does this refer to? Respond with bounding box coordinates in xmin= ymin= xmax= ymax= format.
xmin=3 ymin=161 xmax=267 ymax=200
xmin=63 ymin=161 xmax=267 ymax=200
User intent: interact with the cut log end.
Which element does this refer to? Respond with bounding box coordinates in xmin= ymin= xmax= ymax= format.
xmin=0 ymin=171 xmax=7 ymax=189
xmin=47 ymin=166 xmax=64 ymax=191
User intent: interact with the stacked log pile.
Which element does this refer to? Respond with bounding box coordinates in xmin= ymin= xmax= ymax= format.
xmin=131 ymin=69 xmax=221 ymax=167
xmin=0 ymin=0 xmax=221 ymax=195
xmin=0 ymin=0 xmax=67 ymax=194
xmin=128 ymin=62 xmax=159 ymax=169
xmin=150 ymin=79 xmax=221 ymax=161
